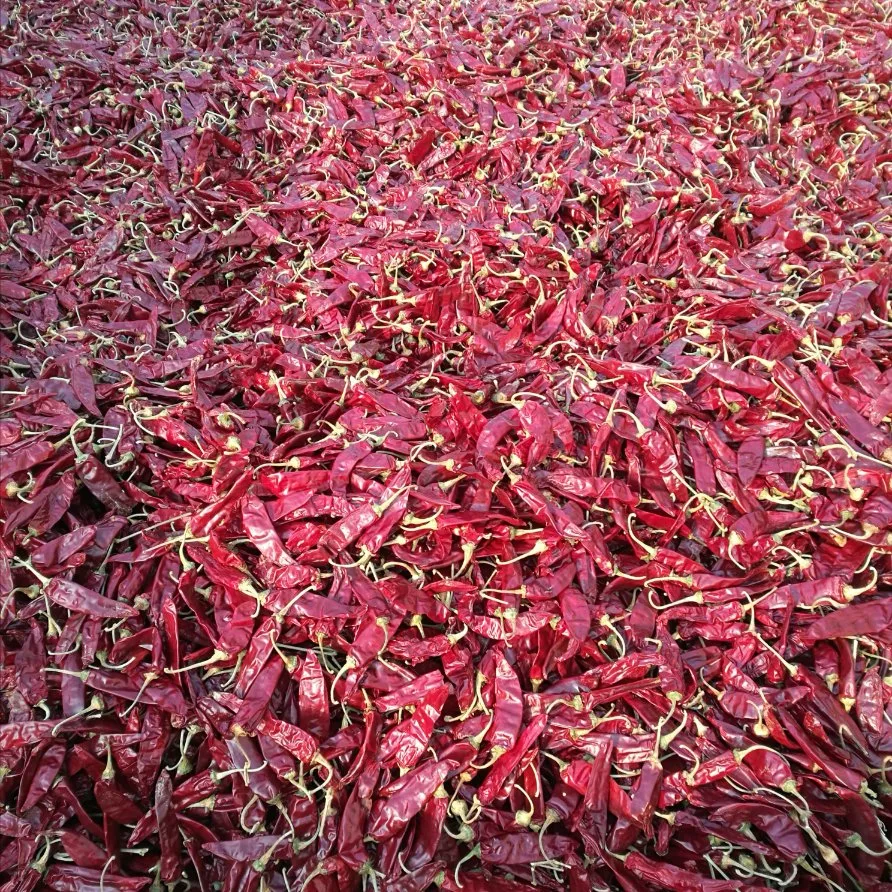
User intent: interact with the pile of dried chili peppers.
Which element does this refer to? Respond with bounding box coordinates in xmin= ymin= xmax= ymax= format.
xmin=1 ymin=0 xmax=891 ymax=890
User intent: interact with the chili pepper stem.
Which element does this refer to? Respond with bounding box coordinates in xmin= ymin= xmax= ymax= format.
xmin=328 ymin=655 xmax=357 ymax=704
xmin=11 ymin=556 xmax=51 ymax=585
xmin=452 ymin=844 xmax=481 ymax=888
xmin=213 ymin=760 xmax=270 ymax=783
xmin=28 ymin=837 xmax=55 ymax=875
xmin=625 ymin=513 xmax=657 ymax=559
xmin=495 ymin=540 xmax=548 ymax=564
xmin=796 ymin=857 xmax=848 ymax=892
xmin=647 ymin=590 xmax=703 ymax=610
xmin=297 ymin=862 xmax=328 ymax=892
xmin=251 ymin=830 xmax=293 ymax=873
xmin=513 ymin=783 xmax=536 ymax=827
xmin=165 ymin=650 xmax=230 ymax=674
xmin=51 ymin=695 xmax=104 ymax=736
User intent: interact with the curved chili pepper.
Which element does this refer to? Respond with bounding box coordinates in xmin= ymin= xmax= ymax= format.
xmin=367 ymin=759 xmax=450 ymax=841
xmin=486 ymin=650 xmax=523 ymax=755
xmin=476 ymin=713 xmax=547 ymax=806
xmin=241 ymin=494 xmax=294 ymax=566
xmin=379 ymin=685 xmax=449 ymax=769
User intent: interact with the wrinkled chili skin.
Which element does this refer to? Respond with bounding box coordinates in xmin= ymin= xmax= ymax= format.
xmin=3 ymin=0 xmax=892 ymax=889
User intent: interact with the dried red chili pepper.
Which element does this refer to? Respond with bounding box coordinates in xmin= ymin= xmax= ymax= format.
xmin=4 ymin=2 xmax=892 ymax=888
xmin=367 ymin=759 xmax=451 ymax=841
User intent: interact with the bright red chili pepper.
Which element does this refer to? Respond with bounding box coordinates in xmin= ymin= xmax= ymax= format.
xmin=4 ymin=3 xmax=892 ymax=888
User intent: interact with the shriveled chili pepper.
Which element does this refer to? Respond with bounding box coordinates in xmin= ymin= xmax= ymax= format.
xmin=367 ymin=758 xmax=451 ymax=841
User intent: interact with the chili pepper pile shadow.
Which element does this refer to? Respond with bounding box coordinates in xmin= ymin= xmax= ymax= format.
xmin=1 ymin=0 xmax=891 ymax=890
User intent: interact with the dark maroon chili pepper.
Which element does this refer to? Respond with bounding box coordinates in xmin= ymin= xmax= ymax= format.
xmin=108 ymin=626 xmax=160 ymax=671
xmin=57 ymin=832 xmax=108 ymax=871
xmin=201 ymin=836 xmax=290 ymax=865
xmin=387 ymin=862 xmax=446 ymax=892
xmin=617 ymin=748 xmax=663 ymax=847
xmin=154 ymin=771 xmax=181 ymax=883
xmin=337 ymin=764 xmax=377 ymax=870
xmin=674 ymin=811 xmax=778 ymax=859
xmin=41 ymin=578 xmax=140 ymax=618
xmin=624 ymin=851 xmax=771 ymax=892
xmin=84 ymin=669 xmax=189 ymax=716
xmin=856 ymin=668 xmax=885 ymax=735
xmin=30 ymin=526 xmax=96 ymax=574
xmin=42 ymin=866 xmax=153 ymax=891
xmin=76 ymin=454 xmax=133 ymax=512
xmin=0 ymin=720 xmax=92 ymax=749
xmin=5 ymin=469 xmax=76 ymax=534
xmin=223 ymin=735 xmax=279 ymax=803
xmin=2 ymin=848 xmax=42 ymax=892
xmin=443 ymin=876 xmax=538 ymax=892
xmin=297 ymin=649 xmax=330 ymax=739
xmin=94 ymin=778 xmax=144 ymax=824
xmin=336 ymin=706 xmax=382 ymax=788
xmin=230 ymin=656 xmax=285 ymax=733
xmin=234 ymin=615 xmax=281 ymax=699
xmin=0 ymin=439 xmax=55 ymax=480
xmin=15 ymin=620 xmax=48 ymax=705
xmin=776 ymin=708 xmax=864 ymax=791
xmin=480 ymin=830 xmax=577 ymax=866
xmin=713 ymin=803 xmax=807 ymax=860
xmin=736 ymin=436 xmax=765 ymax=487
xmin=485 ymin=650 xmax=523 ymax=756
xmin=367 ymin=759 xmax=451 ymax=841
xmin=0 ymin=812 xmax=34 ymax=839
xmin=18 ymin=740 xmax=66 ymax=811
xmin=405 ymin=785 xmax=449 ymax=870
xmin=330 ymin=441 xmax=374 ymax=496
xmin=52 ymin=779 xmax=105 ymax=839
xmin=795 ymin=666 xmax=871 ymax=755
xmin=256 ymin=731 xmax=295 ymax=781
xmin=171 ymin=770 xmax=218 ymax=810
xmin=579 ymin=736 xmax=613 ymax=844
xmin=135 ymin=706 xmax=170 ymax=796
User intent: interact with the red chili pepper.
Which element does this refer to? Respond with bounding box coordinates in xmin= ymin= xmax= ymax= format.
xmin=485 ymin=650 xmax=524 ymax=755
xmin=252 ymin=716 xmax=318 ymax=764
xmin=43 ymin=578 xmax=140 ymax=619
xmin=476 ymin=713 xmax=547 ymax=806
xmin=18 ymin=740 xmax=66 ymax=811
xmin=231 ymin=657 xmax=285 ymax=733
xmin=624 ymin=850 xmax=770 ymax=891
xmin=379 ymin=685 xmax=448 ymax=769
xmin=76 ymin=454 xmax=133 ymax=511
xmin=41 ymin=867 xmax=151 ymax=892
xmin=189 ymin=470 xmax=254 ymax=538
xmin=6 ymin=5 xmax=892 ymax=888
xmin=240 ymin=494 xmax=294 ymax=566
xmin=0 ymin=438 xmax=55 ymax=480
xmin=796 ymin=598 xmax=892 ymax=648
xmin=57 ymin=832 xmax=108 ymax=871
xmin=367 ymin=759 xmax=451 ymax=841
xmin=152 ymin=771 xmax=181 ymax=882
xmin=297 ymin=649 xmax=331 ymax=739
